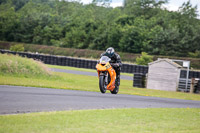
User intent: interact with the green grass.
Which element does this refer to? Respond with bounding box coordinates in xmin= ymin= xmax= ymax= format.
xmin=1 ymin=72 xmax=200 ymax=101
xmin=1 ymin=108 xmax=200 ymax=133
xmin=46 ymin=64 xmax=133 ymax=77
xmin=1 ymin=53 xmax=200 ymax=101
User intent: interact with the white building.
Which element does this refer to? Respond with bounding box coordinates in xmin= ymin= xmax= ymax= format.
xmin=147 ymin=59 xmax=182 ymax=91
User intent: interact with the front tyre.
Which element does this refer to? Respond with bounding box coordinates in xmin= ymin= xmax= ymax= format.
xmin=99 ymin=75 xmax=107 ymax=93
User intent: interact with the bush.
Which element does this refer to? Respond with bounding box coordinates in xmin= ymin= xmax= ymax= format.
xmin=136 ymin=52 xmax=153 ymax=65
xmin=10 ymin=44 xmax=24 ymax=52
xmin=188 ymin=51 xmax=200 ymax=58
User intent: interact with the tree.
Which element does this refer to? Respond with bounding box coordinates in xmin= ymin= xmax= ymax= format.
xmin=178 ymin=0 xmax=198 ymax=18
xmin=92 ymin=0 xmax=112 ymax=7
xmin=0 ymin=2 xmax=19 ymax=41
xmin=119 ymin=25 xmax=144 ymax=53
xmin=136 ymin=52 xmax=153 ymax=65
xmin=0 ymin=0 xmax=200 ymax=58
xmin=124 ymin=0 xmax=168 ymax=18
xmin=176 ymin=1 xmax=200 ymax=56
xmin=11 ymin=0 xmax=30 ymax=10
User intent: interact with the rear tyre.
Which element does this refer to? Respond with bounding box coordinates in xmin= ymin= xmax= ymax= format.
xmin=99 ymin=75 xmax=107 ymax=93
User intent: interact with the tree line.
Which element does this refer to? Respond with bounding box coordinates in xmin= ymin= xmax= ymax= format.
xmin=0 ymin=0 xmax=200 ymax=57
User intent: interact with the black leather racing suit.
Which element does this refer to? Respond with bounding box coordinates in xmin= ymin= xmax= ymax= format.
xmin=100 ymin=52 xmax=122 ymax=86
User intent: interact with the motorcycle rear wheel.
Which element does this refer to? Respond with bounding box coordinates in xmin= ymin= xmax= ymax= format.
xmin=99 ymin=75 xmax=107 ymax=93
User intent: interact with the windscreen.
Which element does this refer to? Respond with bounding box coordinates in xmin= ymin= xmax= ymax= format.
xmin=99 ymin=56 xmax=111 ymax=64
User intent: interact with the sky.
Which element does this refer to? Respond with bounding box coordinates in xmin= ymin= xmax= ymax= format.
xmin=80 ymin=0 xmax=200 ymax=17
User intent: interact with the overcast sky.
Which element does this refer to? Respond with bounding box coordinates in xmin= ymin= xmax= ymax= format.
xmin=80 ymin=0 xmax=200 ymax=17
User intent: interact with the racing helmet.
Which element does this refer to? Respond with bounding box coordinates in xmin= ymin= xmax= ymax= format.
xmin=106 ymin=47 xmax=115 ymax=58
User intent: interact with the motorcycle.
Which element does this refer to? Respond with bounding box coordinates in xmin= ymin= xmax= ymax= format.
xmin=96 ymin=56 xmax=119 ymax=94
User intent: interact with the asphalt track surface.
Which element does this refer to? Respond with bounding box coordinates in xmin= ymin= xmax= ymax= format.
xmin=0 ymin=85 xmax=200 ymax=114
xmin=50 ymin=68 xmax=133 ymax=80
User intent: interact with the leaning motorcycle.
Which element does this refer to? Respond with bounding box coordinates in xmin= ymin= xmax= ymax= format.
xmin=96 ymin=56 xmax=119 ymax=94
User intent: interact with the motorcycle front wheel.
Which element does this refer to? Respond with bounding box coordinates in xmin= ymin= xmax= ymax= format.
xmin=110 ymin=82 xmax=119 ymax=94
xmin=99 ymin=75 xmax=107 ymax=93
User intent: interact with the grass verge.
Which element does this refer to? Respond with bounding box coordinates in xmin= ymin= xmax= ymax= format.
xmin=0 ymin=53 xmax=52 ymax=78
xmin=1 ymin=108 xmax=200 ymax=133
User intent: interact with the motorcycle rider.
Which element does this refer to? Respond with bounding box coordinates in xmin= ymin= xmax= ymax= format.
xmin=100 ymin=47 xmax=122 ymax=86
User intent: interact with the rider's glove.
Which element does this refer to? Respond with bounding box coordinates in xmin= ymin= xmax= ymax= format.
xmin=111 ymin=63 xmax=119 ymax=68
